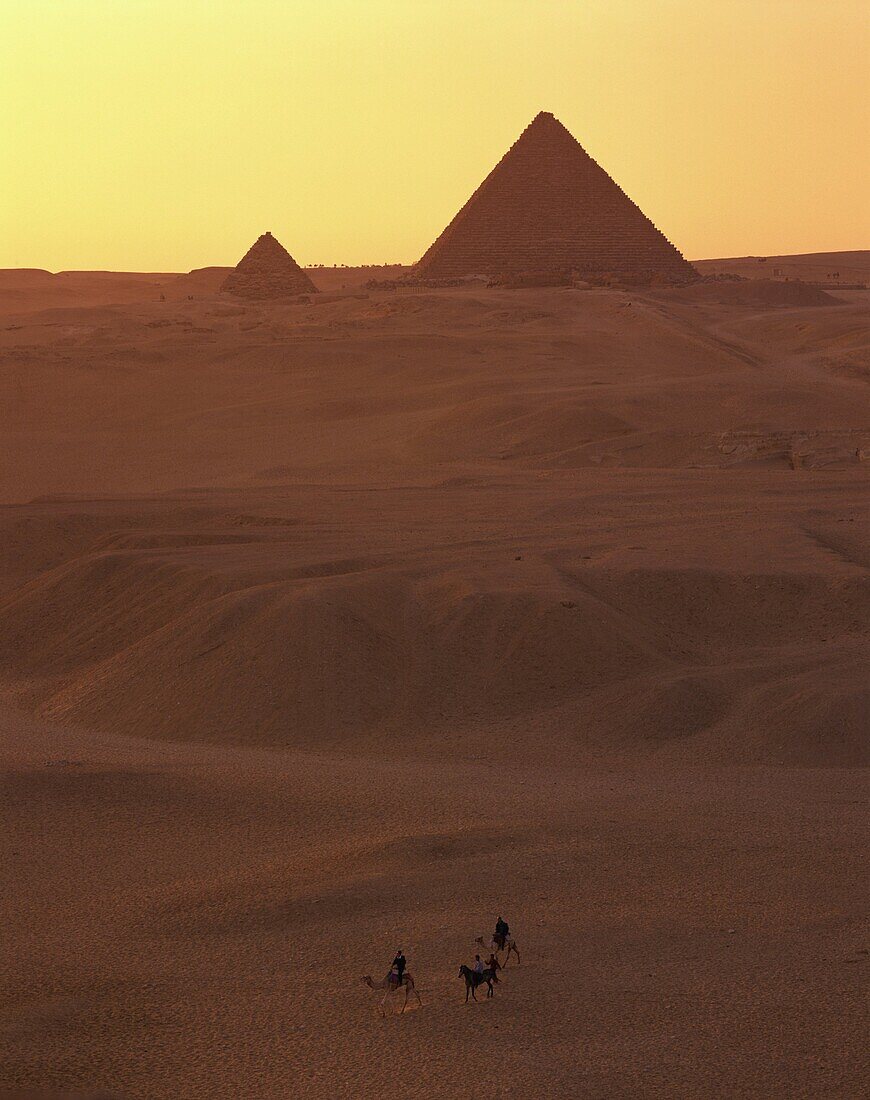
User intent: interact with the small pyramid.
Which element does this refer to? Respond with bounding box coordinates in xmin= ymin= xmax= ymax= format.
xmin=416 ymin=112 xmax=696 ymax=282
xmin=221 ymin=232 xmax=317 ymax=298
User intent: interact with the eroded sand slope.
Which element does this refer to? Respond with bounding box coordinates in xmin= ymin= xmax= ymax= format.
xmin=1 ymin=268 xmax=867 ymax=1097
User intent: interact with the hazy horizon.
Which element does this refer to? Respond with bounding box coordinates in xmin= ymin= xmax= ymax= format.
xmin=2 ymin=0 xmax=868 ymax=272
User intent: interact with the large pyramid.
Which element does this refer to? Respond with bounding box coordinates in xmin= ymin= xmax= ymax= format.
xmin=221 ymin=232 xmax=317 ymax=298
xmin=416 ymin=112 xmax=696 ymax=282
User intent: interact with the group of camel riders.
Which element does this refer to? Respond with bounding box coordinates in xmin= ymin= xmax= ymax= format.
xmin=386 ymin=915 xmax=511 ymax=989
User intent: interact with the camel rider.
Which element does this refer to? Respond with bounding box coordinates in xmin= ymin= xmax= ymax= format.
xmin=473 ymin=954 xmax=484 ymax=975
xmin=392 ymin=950 xmax=406 ymax=985
xmin=495 ymin=916 xmax=509 ymax=943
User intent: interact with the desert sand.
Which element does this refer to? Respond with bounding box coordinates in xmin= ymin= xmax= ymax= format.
xmin=694 ymin=250 xmax=870 ymax=288
xmin=1 ymin=261 xmax=868 ymax=1098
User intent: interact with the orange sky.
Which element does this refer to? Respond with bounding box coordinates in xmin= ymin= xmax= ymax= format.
xmin=1 ymin=0 xmax=868 ymax=271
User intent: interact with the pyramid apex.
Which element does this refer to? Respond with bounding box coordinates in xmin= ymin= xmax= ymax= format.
xmin=528 ymin=111 xmax=561 ymax=128
xmin=521 ymin=111 xmax=573 ymax=142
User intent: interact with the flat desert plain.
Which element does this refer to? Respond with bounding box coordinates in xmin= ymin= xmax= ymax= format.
xmin=1 ymin=262 xmax=868 ymax=1098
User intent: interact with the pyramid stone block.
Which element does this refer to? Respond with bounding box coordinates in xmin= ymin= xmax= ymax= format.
xmin=416 ymin=113 xmax=696 ymax=282
xmin=222 ymin=232 xmax=317 ymax=299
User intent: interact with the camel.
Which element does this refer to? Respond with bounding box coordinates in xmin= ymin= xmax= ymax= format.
xmin=459 ymin=964 xmax=497 ymax=1002
xmin=362 ymin=972 xmax=421 ymax=1015
xmin=476 ymin=934 xmax=520 ymax=966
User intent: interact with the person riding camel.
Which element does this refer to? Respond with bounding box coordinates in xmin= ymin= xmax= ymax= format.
xmin=391 ymin=949 xmax=406 ymax=986
xmin=494 ymin=916 xmax=509 ymax=948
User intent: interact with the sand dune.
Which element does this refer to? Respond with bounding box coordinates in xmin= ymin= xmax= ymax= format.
xmin=668 ymin=278 xmax=842 ymax=307
xmin=2 ymin=282 xmax=867 ymax=502
xmin=1 ymin=258 xmax=867 ymax=1097
xmin=0 ymin=475 xmax=866 ymax=766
